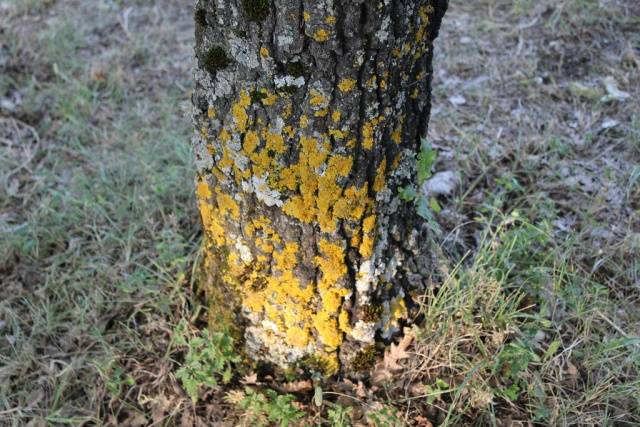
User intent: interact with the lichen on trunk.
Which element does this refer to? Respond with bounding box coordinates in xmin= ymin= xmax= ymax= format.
xmin=191 ymin=0 xmax=447 ymax=375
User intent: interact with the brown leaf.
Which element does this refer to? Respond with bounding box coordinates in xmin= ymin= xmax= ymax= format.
xmin=121 ymin=411 xmax=147 ymax=427
xmin=25 ymin=418 xmax=46 ymax=427
xmin=372 ymin=330 xmax=415 ymax=384
xmin=224 ymin=389 xmax=246 ymax=405
xmin=180 ymin=411 xmax=194 ymax=427
xmin=279 ymin=380 xmax=313 ymax=393
xmin=355 ymin=381 xmax=368 ymax=399
xmin=414 ymin=415 xmax=434 ymax=427
xmin=408 ymin=382 xmax=428 ymax=396
xmin=384 ymin=331 xmax=414 ymax=370
xmin=566 ymin=361 xmax=578 ymax=378
xmin=240 ymin=372 xmax=258 ymax=385
xmin=150 ymin=393 xmax=175 ymax=425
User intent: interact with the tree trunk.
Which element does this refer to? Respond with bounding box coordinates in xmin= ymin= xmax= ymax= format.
xmin=191 ymin=0 xmax=447 ymax=375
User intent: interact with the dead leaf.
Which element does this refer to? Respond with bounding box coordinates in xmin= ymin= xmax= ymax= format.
xmin=602 ymin=76 xmax=630 ymax=102
xmin=414 ymin=415 xmax=434 ymax=427
xmin=240 ymin=372 xmax=258 ymax=385
xmin=279 ymin=380 xmax=313 ymax=393
xmin=223 ymin=389 xmax=246 ymax=405
xmin=356 ymin=381 xmax=368 ymax=399
xmin=25 ymin=418 xmax=46 ymax=427
xmin=372 ymin=330 xmax=415 ymax=384
xmin=121 ymin=411 xmax=147 ymax=427
xmin=180 ymin=411 xmax=194 ymax=427
xmin=408 ymin=382 xmax=428 ymax=396
xmin=566 ymin=361 xmax=578 ymax=378
xmin=150 ymin=393 xmax=174 ymax=425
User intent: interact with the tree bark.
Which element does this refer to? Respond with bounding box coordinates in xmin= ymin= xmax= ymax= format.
xmin=191 ymin=0 xmax=447 ymax=375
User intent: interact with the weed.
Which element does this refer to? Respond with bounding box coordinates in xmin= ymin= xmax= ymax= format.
xmin=366 ymin=404 xmax=405 ymax=427
xmin=399 ymin=138 xmax=442 ymax=234
xmin=174 ymin=322 xmax=241 ymax=402
xmin=327 ymin=404 xmax=352 ymax=427
xmin=231 ymin=387 xmax=305 ymax=427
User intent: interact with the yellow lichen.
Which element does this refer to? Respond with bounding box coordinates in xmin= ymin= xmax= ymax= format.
xmin=314 ymin=108 xmax=329 ymax=117
xmin=373 ymin=158 xmax=387 ymax=192
xmin=259 ymin=46 xmax=269 ymax=57
xmin=362 ymin=116 xmax=384 ymax=150
xmin=339 ymin=309 xmax=351 ymax=333
xmin=207 ymin=106 xmax=216 ymax=118
xmin=391 ymin=116 xmax=404 ymax=144
xmin=313 ymin=239 xmax=349 ymax=349
xmin=260 ymin=88 xmax=278 ymax=106
xmin=366 ymin=75 xmax=377 ymax=89
xmin=309 ymin=90 xmax=327 ymax=107
xmin=324 ymin=16 xmax=336 ymax=25
xmin=359 ymin=215 xmax=376 ymax=258
xmin=328 ymin=129 xmax=346 ymax=140
xmin=197 ymin=180 xmax=212 ymax=199
xmin=243 ymin=130 xmax=260 ymax=155
xmin=303 ymin=11 xmax=311 ymax=22
xmin=313 ymin=28 xmax=330 ymax=42
xmin=299 ymin=115 xmax=309 ymax=129
xmin=231 ymin=90 xmax=251 ymax=133
xmin=338 ymin=78 xmax=356 ymax=93
xmin=331 ymin=110 xmax=341 ymax=123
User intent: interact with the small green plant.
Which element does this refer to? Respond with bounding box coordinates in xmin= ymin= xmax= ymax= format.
xmin=93 ymin=360 xmax=135 ymax=399
xmin=399 ymin=138 xmax=441 ymax=233
xmin=233 ymin=387 xmax=305 ymax=427
xmin=366 ymin=404 xmax=405 ymax=427
xmin=327 ymin=404 xmax=352 ymax=427
xmin=423 ymin=378 xmax=450 ymax=404
xmin=493 ymin=341 xmax=539 ymax=401
xmin=174 ymin=322 xmax=241 ymax=402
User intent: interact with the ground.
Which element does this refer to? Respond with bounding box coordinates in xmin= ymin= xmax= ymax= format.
xmin=0 ymin=0 xmax=638 ymax=425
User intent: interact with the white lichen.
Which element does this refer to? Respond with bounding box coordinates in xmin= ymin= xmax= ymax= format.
xmin=229 ymin=35 xmax=259 ymax=69
xmin=351 ymin=320 xmax=376 ymax=342
xmin=242 ymin=175 xmax=284 ymax=207
xmin=274 ymin=75 xmax=305 ymax=88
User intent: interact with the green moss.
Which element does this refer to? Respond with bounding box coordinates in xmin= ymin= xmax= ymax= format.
xmin=250 ymin=89 xmax=267 ymax=104
xmin=301 ymin=354 xmax=334 ymax=376
xmin=242 ymin=0 xmax=270 ymax=22
xmin=194 ymin=9 xmax=207 ymax=27
xmin=362 ymin=304 xmax=383 ymax=322
xmin=285 ymin=61 xmax=305 ymax=77
xmin=351 ymin=345 xmax=377 ymax=372
xmin=202 ymin=47 xmax=231 ymax=75
xmin=279 ymin=85 xmax=298 ymax=95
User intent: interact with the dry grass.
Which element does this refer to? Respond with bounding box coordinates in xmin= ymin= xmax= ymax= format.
xmin=0 ymin=0 xmax=638 ymax=425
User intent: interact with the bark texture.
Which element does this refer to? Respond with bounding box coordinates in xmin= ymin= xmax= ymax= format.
xmin=191 ymin=0 xmax=447 ymax=375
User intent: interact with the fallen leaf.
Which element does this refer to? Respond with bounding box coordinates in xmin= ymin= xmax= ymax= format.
xmin=150 ymin=393 xmax=174 ymax=425
xmin=279 ymin=380 xmax=313 ymax=393
xmin=223 ymin=389 xmax=246 ymax=405
xmin=448 ymin=94 xmax=467 ymax=106
xmin=422 ymin=170 xmax=459 ymax=197
xmin=414 ymin=415 xmax=434 ymax=427
xmin=602 ymin=76 xmax=630 ymax=102
xmin=601 ymin=118 xmax=619 ymax=130
xmin=356 ymin=381 xmax=368 ymax=399
xmin=240 ymin=372 xmax=258 ymax=385
xmin=180 ymin=411 xmax=194 ymax=427
xmin=121 ymin=411 xmax=147 ymax=427
xmin=372 ymin=330 xmax=415 ymax=384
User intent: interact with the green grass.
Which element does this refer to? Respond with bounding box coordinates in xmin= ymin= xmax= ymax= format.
xmin=1 ymin=0 xmax=639 ymax=425
xmin=1 ymin=3 xmax=199 ymax=424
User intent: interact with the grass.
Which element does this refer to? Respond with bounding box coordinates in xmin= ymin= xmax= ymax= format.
xmin=1 ymin=0 xmax=638 ymax=425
